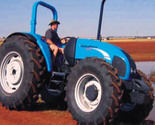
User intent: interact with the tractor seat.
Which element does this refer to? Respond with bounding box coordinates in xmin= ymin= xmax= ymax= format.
xmin=64 ymin=37 xmax=77 ymax=66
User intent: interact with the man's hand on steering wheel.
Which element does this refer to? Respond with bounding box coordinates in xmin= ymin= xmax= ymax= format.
xmin=61 ymin=37 xmax=72 ymax=44
xmin=61 ymin=39 xmax=66 ymax=44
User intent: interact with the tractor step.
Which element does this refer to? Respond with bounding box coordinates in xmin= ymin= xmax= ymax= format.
xmin=46 ymin=88 xmax=62 ymax=95
xmin=52 ymin=71 xmax=66 ymax=77
xmin=51 ymin=80 xmax=63 ymax=83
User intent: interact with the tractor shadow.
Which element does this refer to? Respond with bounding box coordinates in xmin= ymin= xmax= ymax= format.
xmin=111 ymin=120 xmax=155 ymax=125
xmin=25 ymin=98 xmax=67 ymax=112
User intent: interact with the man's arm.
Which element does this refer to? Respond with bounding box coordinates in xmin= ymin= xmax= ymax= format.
xmin=46 ymin=39 xmax=59 ymax=51
xmin=45 ymin=29 xmax=64 ymax=54
xmin=45 ymin=29 xmax=55 ymax=45
xmin=46 ymin=39 xmax=56 ymax=46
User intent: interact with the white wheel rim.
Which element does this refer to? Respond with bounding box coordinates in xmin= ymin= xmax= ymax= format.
xmin=0 ymin=51 xmax=24 ymax=93
xmin=75 ymin=73 xmax=102 ymax=112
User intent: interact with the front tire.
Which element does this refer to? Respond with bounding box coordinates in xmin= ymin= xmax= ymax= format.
xmin=66 ymin=58 xmax=122 ymax=125
xmin=0 ymin=35 xmax=46 ymax=109
xmin=115 ymin=70 xmax=154 ymax=124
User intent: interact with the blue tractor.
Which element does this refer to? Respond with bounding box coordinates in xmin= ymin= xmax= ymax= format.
xmin=0 ymin=0 xmax=154 ymax=124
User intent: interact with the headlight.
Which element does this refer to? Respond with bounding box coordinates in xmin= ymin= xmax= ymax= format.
xmin=131 ymin=67 xmax=136 ymax=74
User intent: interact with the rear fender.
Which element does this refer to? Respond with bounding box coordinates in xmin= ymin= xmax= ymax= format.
xmin=5 ymin=32 xmax=52 ymax=72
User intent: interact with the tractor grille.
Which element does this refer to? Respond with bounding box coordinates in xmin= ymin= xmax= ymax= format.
xmin=112 ymin=56 xmax=126 ymax=77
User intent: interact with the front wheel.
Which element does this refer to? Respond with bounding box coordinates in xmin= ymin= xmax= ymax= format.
xmin=66 ymin=58 xmax=123 ymax=125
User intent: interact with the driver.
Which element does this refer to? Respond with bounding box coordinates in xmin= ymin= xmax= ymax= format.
xmin=45 ymin=20 xmax=66 ymax=62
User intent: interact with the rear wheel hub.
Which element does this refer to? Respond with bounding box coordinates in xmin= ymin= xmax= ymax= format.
xmin=0 ymin=52 xmax=24 ymax=93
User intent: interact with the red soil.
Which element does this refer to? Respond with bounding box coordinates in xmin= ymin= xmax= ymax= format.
xmin=0 ymin=103 xmax=77 ymax=125
xmin=109 ymin=41 xmax=155 ymax=62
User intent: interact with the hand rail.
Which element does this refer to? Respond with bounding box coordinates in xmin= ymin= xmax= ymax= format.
xmin=31 ymin=1 xmax=58 ymax=34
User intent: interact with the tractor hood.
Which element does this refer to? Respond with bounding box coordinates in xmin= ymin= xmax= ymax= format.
xmin=75 ymin=38 xmax=136 ymax=80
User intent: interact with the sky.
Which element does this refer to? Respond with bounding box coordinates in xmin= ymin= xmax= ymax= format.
xmin=0 ymin=0 xmax=155 ymax=38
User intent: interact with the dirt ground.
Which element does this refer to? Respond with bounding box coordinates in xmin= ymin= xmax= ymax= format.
xmin=0 ymin=103 xmax=77 ymax=125
xmin=0 ymin=102 xmax=154 ymax=125
xmin=0 ymin=39 xmax=155 ymax=125
xmin=108 ymin=40 xmax=155 ymax=62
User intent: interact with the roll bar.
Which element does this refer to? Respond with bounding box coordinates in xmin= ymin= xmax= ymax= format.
xmin=31 ymin=1 xmax=58 ymax=34
xmin=97 ymin=0 xmax=106 ymax=40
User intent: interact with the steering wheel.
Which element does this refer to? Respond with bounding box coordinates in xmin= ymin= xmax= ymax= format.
xmin=61 ymin=37 xmax=72 ymax=43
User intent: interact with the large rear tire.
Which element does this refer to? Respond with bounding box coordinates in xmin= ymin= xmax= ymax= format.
xmin=66 ymin=58 xmax=123 ymax=125
xmin=0 ymin=35 xmax=46 ymax=109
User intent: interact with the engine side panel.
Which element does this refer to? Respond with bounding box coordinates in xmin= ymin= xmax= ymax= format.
xmin=74 ymin=38 xmax=131 ymax=80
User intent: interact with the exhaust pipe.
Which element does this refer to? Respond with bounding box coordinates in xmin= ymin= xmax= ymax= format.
xmin=97 ymin=0 xmax=106 ymax=40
